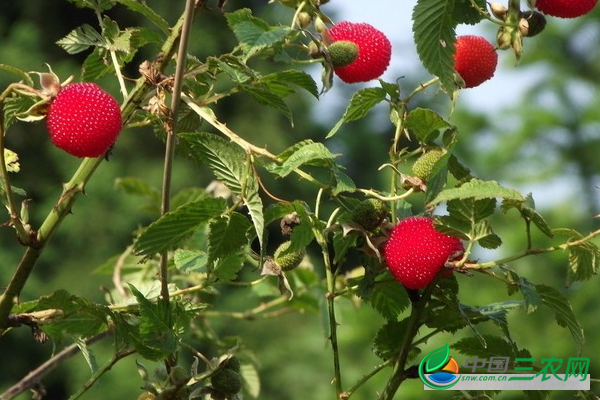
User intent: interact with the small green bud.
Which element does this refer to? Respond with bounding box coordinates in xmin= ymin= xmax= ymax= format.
xmin=412 ymin=148 xmax=446 ymax=181
xmin=350 ymin=199 xmax=387 ymax=231
xmin=211 ymin=369 xmax=242 ymax=396
xmin=169 ymin=366 xmax=189 ymax=386
xmin=274 ymin=241 xmax=306 ymax=271
xmin=328 ymin=41 xmax=359 ymax=67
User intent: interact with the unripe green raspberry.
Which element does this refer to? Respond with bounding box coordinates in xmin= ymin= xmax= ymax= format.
xmin=222 ymin=356 xmax=241 ymax=373
xmin=328 ymin=41 xmax=359 ymax=67
xmin=211 ymin=368 xmax=242 ymax=395
xmin=350 ymin=199 xmax=387 ymax=231
xmin=412 ymin=149 xmax=446 ymax=181
xmin=274 ymin=241 xmax=306 ymax=271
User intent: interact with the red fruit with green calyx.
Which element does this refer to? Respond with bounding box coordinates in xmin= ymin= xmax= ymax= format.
xmin=453 ymin=35 xmax=498 ymax=89
xmin=534 ymin=0 xmax=597 ymax=18
xmin=46 ymin=83 xmax=122 ymax=158
xmin=383 ymin=216 xmax=464 ymax=290
xmin=327 ymin=21 xmax=391 ymax=83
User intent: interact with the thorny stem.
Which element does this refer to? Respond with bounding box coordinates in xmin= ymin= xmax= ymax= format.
xmin=157 ymin=0 xmax=196 ymax=353
xmin=0 ymin=7 xmax=194 ymax=333
xmin=380 ymin=283 xmax=436 ymax=400
xmin=340 ymin=359 xmax=393 ymax=399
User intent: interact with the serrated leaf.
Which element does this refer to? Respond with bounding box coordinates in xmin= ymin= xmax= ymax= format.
xmin=517 ymin=276 xmax=542 ymax=313
xmin=326 ymin=87 xmax=387 ymax=138
xmin=413 ymin=0 xmax=458 ymax=93
xmin=267 ymin=140 xmax=339 ymax=177
xmin=117 ymin=0 xmax=169 ymax=34
xmin=501 ymin=194 xmax=553 ymax=238
xmin=405 ymin=107 xmax=452 ymax=143
xmin=452 ymin=335 xmax=516 ymax=360
xmin=213 ymin=251 xmax=246 ymax=281
xmin=242 ymin=84 xmax=292 ymax=122
xmin=0 ymin=64 xmax=33 ymax=86
xmin=453 ymin=0 xmax=486 ymax=24
xmin=536 ymin=284 xmax=584 ymax=353
xmin=331 ymin=165 xmax=356 ymax=195
xmin=36 ymin=290 xmax=109 ymax=340
xmin=373 ymin=320 xmax=408 ymax=360
xmin=225 ymin=9 xmax=291 ymax=60
xmin=75 ymin=337 xmax=98 ymax=373
xmin=262 ymin=70 xmax=319 ymax=98
xmin=129 ymin=285 xmax=177 ymax=360
xmin=134 ymin=197 xmax=226 ymax=257
xmin=430 ymin=179 xmax=523 ymax=206
xmin=244 ymin=182 xmax=265 ymax=249
xmin=174 ymin=249 xmax=208 ymax=273
xmin=181 ymin=132 xmax=248 ymax=194
xmin=369 ymin=276 xmax=410 ymax=319
xmin=67 ymin=0 xmax=116 ymax=11
xmin=56 ymin=24 xmax=106 ymax=54
xmin=208 ymin=213 xmax=251 ymax=264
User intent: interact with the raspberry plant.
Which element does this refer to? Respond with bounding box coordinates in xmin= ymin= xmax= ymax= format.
xmin=0 ymin=0 xmax=599 ymax=399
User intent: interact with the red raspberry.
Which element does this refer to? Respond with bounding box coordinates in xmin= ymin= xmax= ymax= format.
xmin=453 ymin=35 xmax=498 ymax=89
xmin=46 ymin=83 xmax=122 ymax=158
xmin=535 ymin=0 xmax=597 ymax=18
xmin=327 ymin=21 xmax=392 ymax=83
xmin=383 ymin=216 xmax=464 ymax=290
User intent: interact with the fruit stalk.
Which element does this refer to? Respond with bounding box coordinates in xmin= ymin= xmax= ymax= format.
xmin=0 ymin=8 xmax=194 ymax=333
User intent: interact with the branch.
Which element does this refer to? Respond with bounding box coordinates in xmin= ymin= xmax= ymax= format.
xmin=0 ymin=6 xmax=195 ymax=334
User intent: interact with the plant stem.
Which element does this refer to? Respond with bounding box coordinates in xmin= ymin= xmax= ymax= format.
xmin=380 ymin=284 xmax=435 ymax=399
xmin=0 ymin=330 xmax=111 ymax=400
xmin=157 ymin=0 xmax=196 ymax=326
xmin=0 ymin=8 xmax=191 ymax=333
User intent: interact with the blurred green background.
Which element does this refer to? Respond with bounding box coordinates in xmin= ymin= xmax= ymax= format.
xmin=1 ymin=1 xmax=599 ymax=399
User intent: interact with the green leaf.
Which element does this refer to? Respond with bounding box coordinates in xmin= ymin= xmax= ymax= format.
xmin=331 ymin=165 xmax=356 ymax=195
xmin=56 ymin=24 xmax=106 ymax=54
xmin=213 ymin=251 xmax=246 ymax=281
xmin=0 ymin=64 xmax=34 ymax=86
xmin=368 ymin=274 xmax=410 ymax=320
xmin=553 ymin=229 xmax=599 ymax=284
xmin=430 ymin=179 xmax=523 ymax=206
xmin=501 ymin=194 xmax=553 ymax=238
xmin=75 ymin=337 xmax=98 ymax=373
xmin=326 ymin=87 xmax=387 ymax=138
xmin=267 ymin=140 xmax=339 ymax=177
xmin=536 ymin=284 xmax=584 ymax=352
xmin=261 ymin=70 xmax=319 ymax=98
xmin=413 ymin=0 xmax=458 ymax=93
xmin=242 ymin=84 xmax=292 ymax=123
xmin=208 ymin=213 xmax=252 ymax=265
xmin=117 ymin=0 xmax=170 ymax=34
xmin=225 ymin=9 xmax=291 ymax=60
xmin=174 ymin=249 xmax=208 ymax=274
xmin=134 ymin=197 xmax=226 ymax=258
xmin=405 ymin=107 xmax=452 ymax=143
xmin=67 ymin=0 xmax=116 ymax=11
xmin=240 ymin=363 xmax=261 ymax=398
xmin=36 ymin=290 xmax=109 ymax=340
xmin=181 ymin=132 xmax=248 ymax=194
xmin=453 ymin=0 xmax=486 ymax=25
xmin=452 ymin=335 xmax=516 ymax=360
xmin=373 ymin=319 xmax=408 ymax=360
xmin=244 ymin=181 xmax=265 ymax=249
xmin=128 ymin=285 xmax=177 ymax=360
